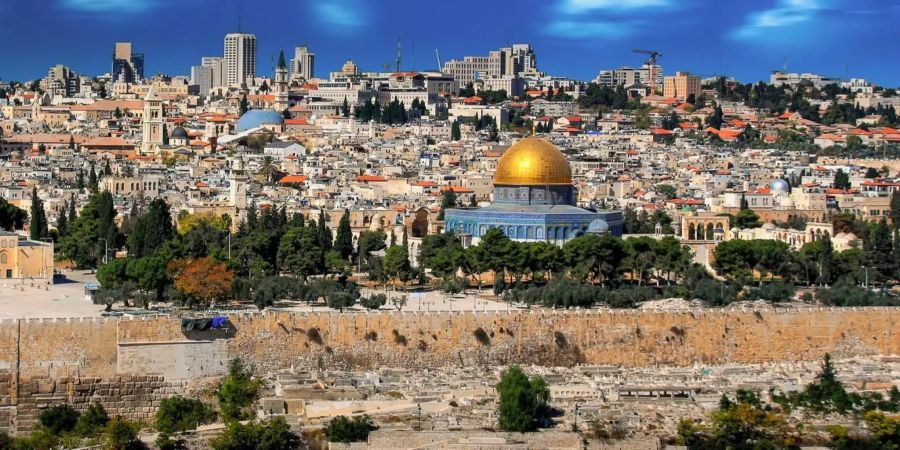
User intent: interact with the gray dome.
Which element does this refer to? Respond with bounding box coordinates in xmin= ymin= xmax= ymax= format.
xmin=170 ymin=126 xmax=188 ymax=139
xmin=236 ymin=109 xmax=284 ymax=132
xmin=587 ymin=218 xmax=610 ymax=234
xmin=770 ymin=179 xmax=789 ymax=193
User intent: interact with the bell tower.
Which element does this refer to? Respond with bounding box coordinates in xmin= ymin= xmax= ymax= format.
xmin=141 ymin=86 xmax=164 ymax=154
xmin=274 ymin=50 xmax=289 ymax=112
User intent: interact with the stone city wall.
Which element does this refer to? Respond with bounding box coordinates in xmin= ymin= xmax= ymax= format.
xmin=0 ymin=307 xmax=897 ymax=433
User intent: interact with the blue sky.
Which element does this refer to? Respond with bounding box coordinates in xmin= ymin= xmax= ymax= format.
xmin=1 ymin=0 xmax=898 ymax=86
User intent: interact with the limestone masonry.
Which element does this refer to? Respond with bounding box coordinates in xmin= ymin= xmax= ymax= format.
xmin=0 ymin=307 xmax=897 ymax=433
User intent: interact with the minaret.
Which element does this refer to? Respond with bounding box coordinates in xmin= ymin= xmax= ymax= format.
xmin=274 ymin=50 xmax=289 ymax=112
xmin=141 ymin=86 xmax=164 ymax=154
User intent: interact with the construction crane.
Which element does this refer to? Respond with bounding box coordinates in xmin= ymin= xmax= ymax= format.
xmin=632 ymin=49 xmax=663 ymax=93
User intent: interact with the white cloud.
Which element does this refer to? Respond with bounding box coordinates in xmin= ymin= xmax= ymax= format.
xmin=561 ymin=0 xmax=671 ymax=13
xmin=546 ymin=20 xmax=639 ymax=39
xmin=60 ymin=0 xmax=156 ymax=13
xmin=313 ymin=0 xmax=368 ymax=32
xmin=546 ymin=0 xmax=681 ymax=39
xmin=731 ymin=0 xmax=832 ymax=42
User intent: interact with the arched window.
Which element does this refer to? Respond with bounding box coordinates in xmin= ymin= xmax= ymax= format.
xmin=0 ymin=253 xmax=7 ymax=264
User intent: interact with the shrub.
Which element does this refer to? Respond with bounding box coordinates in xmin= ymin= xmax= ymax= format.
xmin=217 ymin=359 xmax=263 ymax=422
xmin=496 ymin=366 xmax=550 ymax=432
xmin=323 ymin=415 xmax=378 ymax=443
xmin=156 ymin=396 xmax=214 ymax=434
xmin=473 ymin=327 xmax=491 ymax=346
xmin=38 ymin=404 xmax=79 ymax=435
xmin=74 ymin=404 xmax=109 ymax=437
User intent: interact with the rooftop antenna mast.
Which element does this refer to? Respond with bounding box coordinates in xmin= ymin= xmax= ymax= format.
xmin=396 ymin=36 xmax=402 ymax=73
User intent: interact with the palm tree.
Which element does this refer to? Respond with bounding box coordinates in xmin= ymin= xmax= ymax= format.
xmin=260 ymin=156 xmax=276 ymax=184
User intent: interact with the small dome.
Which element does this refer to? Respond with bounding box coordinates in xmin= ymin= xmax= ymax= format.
xmin=236 ymin=109 xmax=284 ymax=132
xmin=587 ymin=219 xmax=610 ymax=234
xmin=170 ymin=126 xmax=188 ymax=139
xmin=770 ymin=179 xmax=789 ymax=193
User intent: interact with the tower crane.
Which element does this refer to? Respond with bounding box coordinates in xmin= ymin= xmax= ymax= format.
xmin=632 ymin=49 xmax=663 ymax=93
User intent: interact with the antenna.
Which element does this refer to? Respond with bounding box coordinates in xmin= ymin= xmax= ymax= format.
xmin=411 ymin=41 xmax=415 ymax=72
xmin=396 ymin=36 xmax=402 ymax=73
xmin=435 ymin=49 xmax=442 ymax=71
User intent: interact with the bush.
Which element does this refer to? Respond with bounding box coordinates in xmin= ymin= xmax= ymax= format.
xmin=38 ymin=404 xmax=79 ymax=435
xmin=217 ymin=359 xmax=263 ymax=422
xmin=211 ymin=417 xmax=301 ymax=450
xmin=156 ymin=396 xmax=215 ymax=434
xmin=323 ymin=415 xmax=378 ymax=443
xmin=74 ymin=404 xmax=109 ymax=437
xmin=745 ymin=282 xmax=795 ymax=303
xmin=102 ymin=417 xmax=142 ymax=450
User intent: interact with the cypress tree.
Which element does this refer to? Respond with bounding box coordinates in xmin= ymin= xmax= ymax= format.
xmin=88 ymin=163 xmax=98 ymax=192
xmin=29 ymin=186 xmax=48 ymax=240
xmin=317 ymin=210 xmax=332 ymax=251
xmin=334 ymin=209 xmax=353 ymax=259
xmin=67 ymin=198 xmax=77 ymax=223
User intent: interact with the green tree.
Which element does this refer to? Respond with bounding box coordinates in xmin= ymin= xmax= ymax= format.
xmin=357 ymin=229 xmax=386 ymax=267
xmin=217 ymin=359 xmax=262 ymax=422
xmin=0 ymin=197 xmax=28 ymax=231
xmin=496 ymin=366 xmax=550 ymax=432
xmin=277 ymin=227 xmax=322 ymax=279
xmin=438 ymin=189 xmax=457 ymax=220
xmin=451 ymin=120 xmax=461 ymax=141
xmin=333 ymin=209 xmax=353 ymax=259
xmin=28 ymin=186 xmax=48 ymax=240
xmin=60 ymin=191 xmax=119 ymax=268
xmin=127 ymin=198 xmax=175 ymax=258
xmin=323 ymin=415 xmax=378 ymax=443
xmin=563 ymin=234 xmax=625 ymax=284
xmin=833 ymin=169 xmax=851 ymax=190
xmin=733 ymin=208 xmax=762 ymax=229
xmin=383 ymin=246 xmax=410 ymax=283
xmin=211 ymin=417 xmax=302 ymax=450
xmin=239 ymin=94 xmax=249 ymax=116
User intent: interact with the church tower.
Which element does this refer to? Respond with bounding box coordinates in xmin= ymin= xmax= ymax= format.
xmin=274 ymin=50 xmax=289 ymax=112
xmin=141 ymin=86 xmax=164 ymax=154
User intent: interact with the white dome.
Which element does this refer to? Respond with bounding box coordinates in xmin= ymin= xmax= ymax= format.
xmin=770 ymin=179 xmax=789 ymax=193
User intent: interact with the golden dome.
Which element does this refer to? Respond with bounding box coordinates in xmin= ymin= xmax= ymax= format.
xmin=494 ymin=137 xmax=572 ymax=186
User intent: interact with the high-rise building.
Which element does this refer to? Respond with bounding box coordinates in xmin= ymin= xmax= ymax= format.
xmin=190 ymin=65 xmax=213 ymax=94
xmin=441 ymin=44 xmax=537 ymax=85
xmin=201 ymin=57 xmax=225 ymax=88
xmin=593 ymin=64 xmax=663 ymax=91
xmin=224 ymin=33 xmax=257 ymax=87
xmin=663 ymin=71 xmax=701 ymax=102
xmin=112 ymin=42 xmax=144 ymax=83
xmin=41 ymin=64 xmax=81 ymax=97
xmin=290 ymin=46 xmax=315 ymax=82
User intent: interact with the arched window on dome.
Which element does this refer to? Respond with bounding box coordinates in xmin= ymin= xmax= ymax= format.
xmin=537 ymin=227 xmax=544 ymax=239
xmin=506 ymin=226 xmax=515 ymax=238
xmin=517 ymin=226 xmax=525 ymax=239
xmin=548 ymin=227 xmax=556 ymax=240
